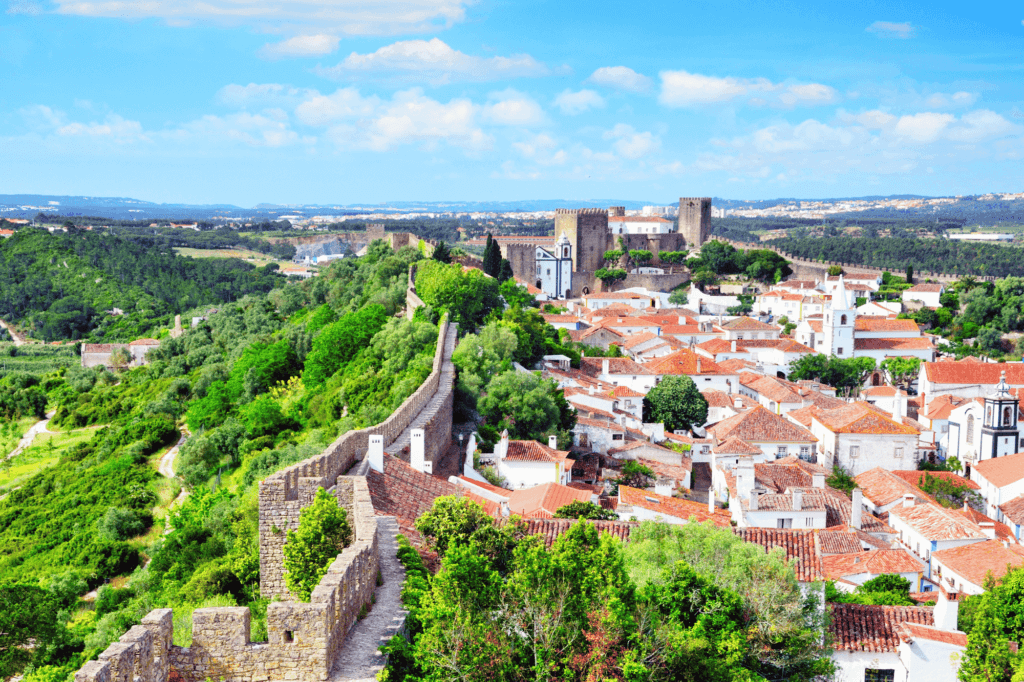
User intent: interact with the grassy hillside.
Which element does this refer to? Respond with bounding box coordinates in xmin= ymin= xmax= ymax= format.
xmin=0 ymin=229 xmax=285 ymax=342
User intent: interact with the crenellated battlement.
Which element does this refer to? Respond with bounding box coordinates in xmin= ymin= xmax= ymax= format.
xmin=555 ymin=207 xmax=607 ymax=215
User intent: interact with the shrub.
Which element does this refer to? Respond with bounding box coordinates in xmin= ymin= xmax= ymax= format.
xmin=97 ymin=508 xmax=152 ymax=542
xmin=283 ymin=488 xmax=352 ymax=601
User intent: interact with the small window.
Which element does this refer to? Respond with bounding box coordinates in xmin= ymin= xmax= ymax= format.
xmin=837 ymin=347 xmax=844 ymax=355
xmin=800 ymin=446 xmax=810 ymax=456
xmin=778 ymin=446 xmax=787 ymax=456
xmin=805 ymin=517 xmax=814 ymax=527
xmin=850 ymin=446 xmax=860 ymax=458
xmin=284 ymin=631 xmax=295 ymax=643
xmin=612 ymin=433 xmax=623 ymax=440
xmin=840 ymin=314 xmax=847 ymax=325
xmin=895 ymin=447 xmax=904 ymax=458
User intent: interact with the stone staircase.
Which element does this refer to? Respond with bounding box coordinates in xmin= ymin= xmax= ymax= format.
xmin=385 ymin=323 xmax=457 ymax=460
xmin=331 ymin=517 xmax=408 ymax=682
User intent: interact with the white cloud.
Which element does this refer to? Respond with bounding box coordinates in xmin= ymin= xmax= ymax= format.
xmin=7 ymin=0 xmax=42 ymax=15
xmin=866 ymin=21 xmax=915 ymax=38
xmin=217 ymin=83 xmax=317 ymax=109
xmin=659 ymin=70 xmax=833 ymax=108
xmin=316 ymin=38 xmax=549 ymax=84
xmin=512 ymin=133 xmax=566 ymax=166
xmin=924 ymin=91 xmax=978 ymax=108
xmin=587 ymin=66 xmax=652 ymax=93
xmin=779 ymin=83 xmax=837 ymax=106
xmin=553 ymin=89 xmax=604 ymax=115
xmin=483 ymin=90 xmax=545 ymax=126
xmin=603 ymin=123 xmax=660 ymax=159
xmin=260 ymin=34 xmax=340 ymax=59
xmin=172 ymin=112 xmax=311 ymax=147
xmin=57 ymin=114 xmax=147 ymax=143
xmin=294 ymin=88 xmax=380 ymax=126
xmin=361 ymin=89 xmax=490 ymax=152
xmin=893 ymin=112 xmax=956 ymax=143
xmin=946 ymin=109 xmax=1018 ymax=142
xmin=52 ymin=0 xmax=472 ymax=36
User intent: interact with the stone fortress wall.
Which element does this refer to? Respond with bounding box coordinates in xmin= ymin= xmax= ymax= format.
xmin=74 ymin=314 xmax=457 ymax=682
xmin=75 ymin=478 xmax=380 ymax=682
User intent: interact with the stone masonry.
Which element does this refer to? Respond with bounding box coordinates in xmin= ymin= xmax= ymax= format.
xmin=679 ymin=197 xmax=712 ymax=248
xmin=74 ymin=315 xmax=457 ymax=682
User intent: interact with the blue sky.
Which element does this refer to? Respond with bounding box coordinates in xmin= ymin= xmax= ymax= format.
xmin=1 ymin=0 xmax=1022 ymax=206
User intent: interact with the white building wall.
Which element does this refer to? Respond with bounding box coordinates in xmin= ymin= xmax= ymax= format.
xmin=496 ymin=459 xmax=560 ymax=489
xmin=898 ymin=638 xmax=964 ymax=682
xmin=831 ymin=650 xmax=907 ymax=682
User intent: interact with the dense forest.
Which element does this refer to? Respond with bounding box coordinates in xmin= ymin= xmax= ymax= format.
xmin=768 ymin=235 xmax=1024 ymax=277
xmin=0 ymin=229 xmax=285 ymax=341
xmin=113 ymin=226 xmax=296 ymax=259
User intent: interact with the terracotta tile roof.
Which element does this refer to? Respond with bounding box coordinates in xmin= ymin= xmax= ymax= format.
xmin=734 ymin=528 xmax=823 ymax=581
xmin=854 ymin=337 xmax=935 ymax=351
xmin=821 ymin=549 xmax=923 ymax=579
xmin=463 ymin=491 xmax=501 ymax=517
xmin=622 ymin=331 xmax=659 ymax=349
xmin=721 ymin=316 xmax=779 ymax=331
xmin=790 ymin=486 xmax=892 ymax=534
xmin=744 ymin=490 xmax=828 ymax=512
xmin=128 ymin=338 xmax=160 ymax=346
xmin=999 ymin=496 xmax=1024 ymax=526
xmin=855 ymin=468 xmax=928 ymax=507
xmin=888 ymin=501 xmax=987 ymax=541
xmin=517 ymin=518 xmax=638 ymax=548
xmin=907 ymin=283 xmax=945 ymax=293
xmin=921 ymin=394 xmax=982 ymax=420
xmin=862 ymin=386 xmax=907 ymax=397
xmin=701 ymin=389 xmax=734 ymax=408
xmin=81 ymin=343 xmax=128 ymax=353
xmin=618 ymin=485 xmax=731 ymax=527
xmin=367 ymin=454 xmax=464 ymax=543
xmin=580 ymin=356 xmax=654 ymax=377
xmin=957 ymin=506 xmax=1016 ymax=544
xmin=708 ymin=405 xmax=817 ymax=444
xmin=779 ymin=279 xmax=819 ymax=289
xmin=924 ymin=360 xmax=1024 ymax=386
xmin=898 ymin=622 xmax=966 ymax=647
xmin=584 ymin=291 xmax=656 ymax=300
xmin=456 ymin=476 xmax=510 ymax=497
xmin=718 ymin=358 xmax=758 ymax=373
xmin=739 ymin=372 xmax=804 ymax=404
xmin=609 ymin=385 xmax=645 ymax=398
xmin=818 ymin=527 xmax=875 ymax=555
xmin=828 ymin=603 xmax=934 ymax=653
xmin=932 ymin=539 xmax=1024 ymax=588
xmin=505 ymin=440 xmax=572 ymax=463
xmin=541 ymin=314 xmax=581 ymax=323
xmin=645 ymin=349 xmax=730 ymax=376
xmin=809 ymin=402 xmax=920 ymax=435
xmin=974 ymin=451 xmax=1024 ymax=488
xmin=638 ymin=457 xmax=693 ymax=479
xmin=892 ymin=470 xmax=979 ymax=491
xmin=579 ymin=325 xmax=626 ymax=341
xmin=714 ymin=436 xmax=764 ymax=455
xmin=574 ymin=415 xmax=627 ymax=432
xmin=507 ymin=482 xmax=591 ymax=519
xmin=806 ymin=320 xmax=823 ymax=334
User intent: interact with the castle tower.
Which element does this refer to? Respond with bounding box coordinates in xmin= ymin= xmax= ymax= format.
xmin=554 ymin=208 xmax=609 ymax=274
xmin=678 ymin=197 xmax=712 ymax=247
xmin=822 ymin=275 xmax=855 ymax=359
xmin=980 ymin=371 xmax=1020 ymax=462
xmin=608 ymin=206 xmax=626 ymax=217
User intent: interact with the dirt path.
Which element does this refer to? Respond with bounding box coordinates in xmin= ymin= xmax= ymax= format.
xmin=158 ymin=430 xmax=188 ymax=478
xmin=0 ymin=318 xmax=27 ymax=346
xmin=5 ymin=410 xmax=56 ymax=460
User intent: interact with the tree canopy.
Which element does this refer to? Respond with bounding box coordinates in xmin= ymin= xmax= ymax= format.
xmin=642 ymin=374 xmax=709 ymax=432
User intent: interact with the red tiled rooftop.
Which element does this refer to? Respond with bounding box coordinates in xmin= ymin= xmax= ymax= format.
xmin=646 ymin=349 xmax=730 ymax=376
xmin=734 ymin=528 xmax=823 ymax=581
xmin=618 ymin=485 xmax=731 ymax=527
xmin=931 ymin=539 xmax=1024 ymax=588
xmin=888 ymin=501 xmax=987 ymax=541
xmin=898 ymin=622 xmax=966 ymax=647
xmin=505 ymin=440 xmax=572 ymax=463
xmin=828 ymin=603 xmax=934 ymax=653
xmin=507 ymin=482 xmax=591 ymax=519
xmin=854 ymin=337 xmax=935 ymax=351
xmin=708 ymin=405 xmax=817 ymax=444
xmin=855 ymin=318 xmax=920 ymax=332
xmin=821 ymin=549 xmax=923 ymax=579
xmin=973 ymin=451 xmax=1024 ymax=488
xmin=516 ymin=517 xmax=638 ymax=548
xmin=924 ymin=360 xmax=1024 ymax=386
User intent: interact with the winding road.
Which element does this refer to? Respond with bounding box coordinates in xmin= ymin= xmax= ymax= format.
xmin=5 ymin=410 xmax=56 ymax=461
xmin=0 ymin=318 xmax=27 ymax=346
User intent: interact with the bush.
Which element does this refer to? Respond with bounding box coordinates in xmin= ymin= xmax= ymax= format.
xmin=97 ymin=508 xmax=152 ymax=542
xmin=283 ymin=488 xmax=352 ymax=601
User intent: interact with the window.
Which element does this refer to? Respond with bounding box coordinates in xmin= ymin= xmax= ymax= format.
xmin=778 ymin=446 xmax=787 ymax=457
xmin=988 ymin=406 xmax=993 ymax=425
xmin=895 ymin=446 xmax=904 ymax=458
xmin=800 ymin=446 xmax=810 ymax=458
xmin=777 ymin=518 xmax=793 ymax=529
xmin=612 ymin=433 xmax=623 ymax=441
xmin=837 ymin=347 xmax=844 ymax=355
xmin=806 ymin=518 xmax=814 ymax=527
xmin=283 ymin=631 xmax=295 ymax=644
xmin=850 ymin=446 xmax=860 ymax=458
xmin=840 ymin=314 xmax=847 ymax=325
xmin=1005 ymin=406 xmax=1014 ymax=426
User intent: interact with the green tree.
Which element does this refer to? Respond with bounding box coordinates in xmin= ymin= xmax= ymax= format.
xmin=282 ymin=488 xmax=352 ymax=601
xmin=0 ymin=585 xmax=60 ymax=678
xmin=477 ymin=371 xmax=575 ymax=441
xmin=613 ymin=460 xmax=655 ymax=491
xmin=483 ymin=234 xmax=501 ymax=278
xmin=414 ymin=496 xmax=496 ymax=559
xmin=906 ymin=264 xmax=914 ymax=283
xmin=302 ymin=305 xmax=387 ymax=388
xmin=827 ymin=466 xmax=856 ymax=494
xmin=827 ymin=265 xmax=843 ymax=276
xmin=553 ymin=500 xmax=618 ymax=520
xmin=497 ymin=258 xmax=513 ymax=284
xmin=959 ymin=579 xmax=1019 ymax=682
xmin=431 ymin=241 xmax=452 ymax=264
xmin=642 ymin=374 xmax=709 ymax=432
xmin=880 ymin=357 xmax=921 ymax=388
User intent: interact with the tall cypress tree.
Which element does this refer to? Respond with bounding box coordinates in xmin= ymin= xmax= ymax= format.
xmin=483 ymin=233 xmax=501 ymax=277
xmin=497 ymin=258 xmax=513 ymax=283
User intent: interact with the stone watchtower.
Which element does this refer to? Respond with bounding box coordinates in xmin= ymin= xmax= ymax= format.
xmin=554 ymin=208 xmax=608 ymax=274
xmin=678 ymin=197 xmax=712 ymax=248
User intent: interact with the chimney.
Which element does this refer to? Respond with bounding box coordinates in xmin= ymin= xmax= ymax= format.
xmin=411 ymin=429 xmax=431 ymax=474
xmin=709 ymin=487 xmax=715 ymax=514
xmin=731 ymin=339 xmax=737 ymax=353
xmin=749 ymin=489 xmax=759 ymax=511
xmin=678 ymin=315 xmax=685 ymax=325
xmin=497 ymin=429 xmax=510 ymax=460
xmin=851 ymin=488 xmax=863 ymax=530
xmin=812 ymin=473 xmax=826 ymax=489
xmin=549 ymin=434 xmax=559 ymax=450
xmin=463 ymin=434 xmax=477 ymax=477
xmin=696 ymin=357 xmax=703 ymax=374
xmin=980 ymin=522 xmax=996 ymax=540
xmin=935 ymin=589 xmax=960 ymax=631
xmin=903 ymin=493 xmax=915 ymax=508
xmin=737 ymin=454 xmax=754 ymax=501
xmin=603 ymin=358 xmax=610 ymax=376
xmin=792 ymin=489 xmax=802 ymax=511
xmin=368 ymin=434 xmax=384 ymax=473
xmin=589 ymin=385 xmax=596 ymax=395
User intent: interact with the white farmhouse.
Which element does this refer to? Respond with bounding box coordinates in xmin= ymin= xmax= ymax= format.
xmin=902 ymin=283 xmax=945 ymax=308
xmin=494 ymin=432 xmax=573 ymax=489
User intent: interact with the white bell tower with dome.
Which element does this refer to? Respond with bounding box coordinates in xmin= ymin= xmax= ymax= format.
xmin=822 ymin=275 xmax=855 ymax=359
xmin=980 ymin=371 xmax=1020 ymax=461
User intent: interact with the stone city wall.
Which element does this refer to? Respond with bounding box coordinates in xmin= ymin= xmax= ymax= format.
xmin=74 ymin=481 xmax=380 ymax=682
xmin=259 ymin=316 xmax=451 ymax=598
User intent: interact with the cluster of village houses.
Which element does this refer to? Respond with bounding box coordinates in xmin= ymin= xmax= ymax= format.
xmin=437 ymin=274 xmax=1024 ymax=682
